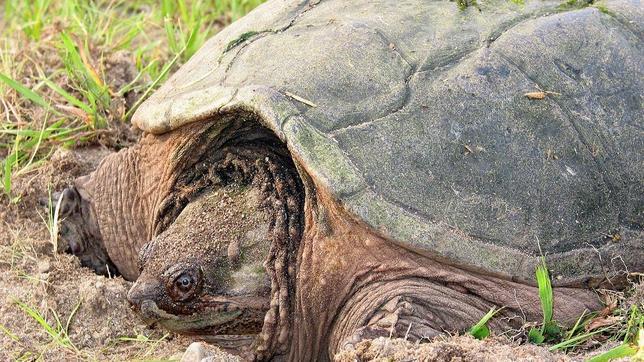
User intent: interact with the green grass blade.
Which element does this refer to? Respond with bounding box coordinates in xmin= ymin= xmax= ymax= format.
xmin=0 ymin=73 xmax=50 ymax=109
xmin=125 ymin=28 xmax=196 ymax=120
xmin=587 ymin=343 xmax=636 ymax=362
xmin=536 ymin=257 xmax=553 ymax=328
xmin=469 ymin=306 xmax=503 ymax=340
xmin=65 ymin=300 xmax=82 ymax=333
xmin=529 ymin=327 xmax=545 ymax=344
xmin=3 ymin=153 xmax=13 ymax=195
xmin=59 ymin=32 xmax=109 ymax=111
xmin=14 ymin=299 xmax=59 ymax=340
xmin=565 ymin=309 xmax=587 ymax=342
xmin=42 ymin=78 xmax=93 ymax=114
xmin=184 ymin=21 xmax=202 ymax=59
xmin=0 ymin=323 xmax=19 ymax=342
xmin=549 ymin=327 xmax=610 ymax=351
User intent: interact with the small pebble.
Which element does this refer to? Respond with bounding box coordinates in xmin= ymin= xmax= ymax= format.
xmin=181 ymin=342 xmax=214 ymax=362
xmin=37 ymin=259 xmax=50 ymax=273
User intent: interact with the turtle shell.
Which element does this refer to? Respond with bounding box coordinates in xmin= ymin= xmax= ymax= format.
xmin=132 ymin=0 xmax=643 ymax=285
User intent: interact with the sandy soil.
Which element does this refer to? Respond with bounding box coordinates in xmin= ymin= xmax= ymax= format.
xmin=0 ymin=146 xmax=638 ymax=361
xmin=335 ymin=335 xmax=572 ymax=362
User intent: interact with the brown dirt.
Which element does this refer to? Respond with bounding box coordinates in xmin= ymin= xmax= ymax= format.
xmin=334 ymin=335 xmax=571 ymax=362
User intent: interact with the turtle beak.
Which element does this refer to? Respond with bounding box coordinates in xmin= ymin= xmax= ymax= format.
xmin=127 ymin=280 xmax=163 ymax=317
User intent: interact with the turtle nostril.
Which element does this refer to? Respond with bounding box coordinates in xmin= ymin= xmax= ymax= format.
xmin=127 ymin=280 xmax=161 ymax=309
xmin=127 ymin=282 xmax=144 ymax=308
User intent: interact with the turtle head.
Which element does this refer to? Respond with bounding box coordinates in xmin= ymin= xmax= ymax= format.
xmin=127 ymin=188 xmax=271 ymax=337
xmin=56 ymin=185 xmax=119 ymax=277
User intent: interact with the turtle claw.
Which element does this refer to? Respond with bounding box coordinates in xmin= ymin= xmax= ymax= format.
xmin=56 ymin=186 xmax=120 ymax=277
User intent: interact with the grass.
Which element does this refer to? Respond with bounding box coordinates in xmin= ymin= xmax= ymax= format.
xmin=528 ymin=257 xmax=560 ymax=344
xmin=13 ymin=298 xmax=82 ymax=359
xmin=467 ymin=256 xmax=643 ymax=360
xmin=15 ymin=299 xmax=80 ymax=349
xmin=0 ymin=0 xmax=265 ymax=200
xmin=469 ymin=306 xmax=504 ymax=340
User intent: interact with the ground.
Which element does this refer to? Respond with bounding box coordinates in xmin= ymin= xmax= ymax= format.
xmin=0 ymin=0 xmax=642 ymax=361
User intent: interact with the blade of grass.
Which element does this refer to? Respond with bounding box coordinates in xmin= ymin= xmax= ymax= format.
xmin=20 ymin=113 xmax=49 ymax=176
xmin=0 ymin=73 xmax=51 ymax=109
xmin=565 ymin=309 xmax=587 ymax=342
xmin=3 ymin=150 xmax=14 ymax=195
xmin=0 ymin=323 xmax=19 ymax=342
xmin=549 ymin=327 xmax=611 ymax=351
xmin=14 ymin=299 xmax=79 ymax=352
xmin=42 ymin=78 xmax=93 ymax=115
xmin=15 ymin=300 xmax=60 ymax=342
xmin=469 ymin=306 xmax=504 ymax=340
xmin=65 ymin=300 xmax=82 ymax=333
xmin=536 ymin=257 xmax=553 ymax=331
xmin=125 ymin=27 xmax=196 ymax=120
xmin=587 ymin=343 xmax=637 ymax=362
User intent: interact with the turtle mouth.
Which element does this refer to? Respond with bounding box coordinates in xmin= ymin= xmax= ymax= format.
xmin=139 ymin=299 xmax=244 ymax=332
xmin=136 ymin=297 xmax=266 ymax=335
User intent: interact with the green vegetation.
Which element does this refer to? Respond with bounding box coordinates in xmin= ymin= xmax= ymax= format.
xmin=224 ymin=30 xmax=261 ymax=52
xmin=467 ymin=256 xmax=643 ymax=359
xmin=469 ymin=306 xmax=504 ymax=340
xmin=453 ymin=0 xmax=479 ymax=11
xmin=557 ymin=0 xmax=595 ymax=10
xmin=114 ymin=332 xmax=172 ymax=359
xmin=528 ymin=257 xmax=560 ymax=344
xmin=588 ymin=342 xmax=637 ymax=362
xmin=14 ymin=299 xmax=80 ymax=354
xmin=0 ymin=0 xmax=264 ymax=200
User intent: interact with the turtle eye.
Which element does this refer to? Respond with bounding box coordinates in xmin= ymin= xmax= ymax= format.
xmin=175 ymin=274 xmax=194 ymax=292
xmin=164 ymin=266 xmax=202 ymax=302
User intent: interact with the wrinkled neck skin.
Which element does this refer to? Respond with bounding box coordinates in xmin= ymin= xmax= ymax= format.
xmin=289 ymin=177 xmax=600 ymax=361
xmin=75 ymin=122 xmax=224 ymax=280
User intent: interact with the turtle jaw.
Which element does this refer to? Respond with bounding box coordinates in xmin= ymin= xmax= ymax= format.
xmin=137 ymin=299 xmax=245 ymax=334
xmin=128 ymin=281 xmax=269 ymax=336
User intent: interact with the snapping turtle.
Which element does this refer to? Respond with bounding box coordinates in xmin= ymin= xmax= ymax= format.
xmin=57 ymin=0 xmax=643 ymax=360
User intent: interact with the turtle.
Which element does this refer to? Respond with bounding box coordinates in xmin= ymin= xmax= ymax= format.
xmin=56 ymin=0 xmax=643 ymax=360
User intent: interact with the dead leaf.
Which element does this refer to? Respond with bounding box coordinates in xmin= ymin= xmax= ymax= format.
xmin=56 ymin=104 xmax=90 ymax=124
xmin=525 ymin=91 xmax=546 ymax=100
xmin=284 ymin=91 xmax=317 ymax=107
xmin=585 ymin=315 xmax=620 ymax=332
xmin=524 ymin=90 xmax=561 ymax=100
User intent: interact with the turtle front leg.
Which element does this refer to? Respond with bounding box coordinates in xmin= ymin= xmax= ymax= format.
xmin=339 ymin=296 xmax=440 ymax=351
xmin=333 ymin=270 xmax=601 ymax=356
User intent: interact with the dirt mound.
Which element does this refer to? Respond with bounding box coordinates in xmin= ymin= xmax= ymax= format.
xmin=334 ymin=335 xmax=568 ymax=362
